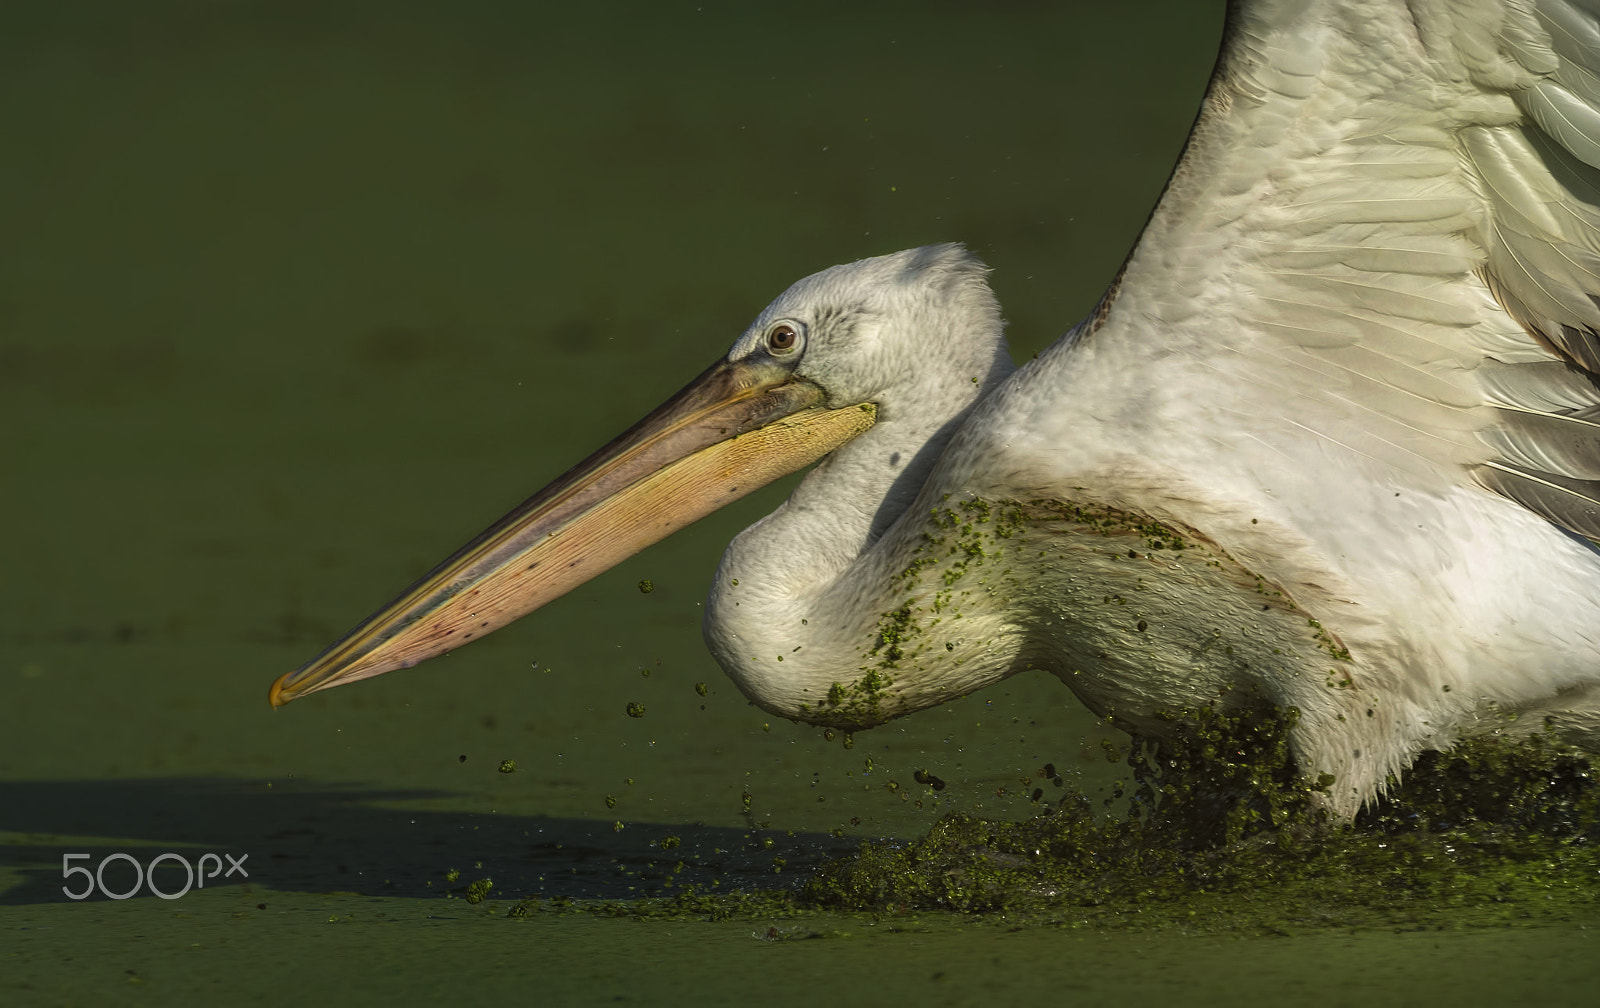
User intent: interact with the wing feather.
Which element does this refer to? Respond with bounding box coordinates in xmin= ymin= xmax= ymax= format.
xmin=1478 ymin=460 xmax=1600 ymax=536
xmin=1081 ymin=0 xmax=1600 ymax=539
xmin=1468 ymin=1 xmax=1600 ymax=529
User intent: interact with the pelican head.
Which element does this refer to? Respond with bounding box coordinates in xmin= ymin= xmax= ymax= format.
xmin=270 ymin=244 xmax=1014 ymax=712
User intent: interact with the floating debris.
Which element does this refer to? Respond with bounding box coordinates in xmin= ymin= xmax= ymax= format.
xmin=804 ymin=707 xmax=1598 ymax=929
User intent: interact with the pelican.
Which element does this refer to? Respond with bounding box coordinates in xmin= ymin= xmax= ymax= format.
xmin=272 ymin=0 xmax=1600 ymax=817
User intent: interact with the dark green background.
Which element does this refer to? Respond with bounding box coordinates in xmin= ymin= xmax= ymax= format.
xmin=4 ymin=2 xmax=1594 ymax=1003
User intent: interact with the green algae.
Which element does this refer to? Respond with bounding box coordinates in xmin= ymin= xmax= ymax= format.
xmin=802 ymin=708 xmax=1599 ymax=931
xmin=507 ymin=887 xmax=811 ymax=924
xmin=857 ymin=495 xmax=1335 ymax=712
xmin=487 ymin=709 xmax=1595 ymax=935
xmin=483 ymin=489 xmax=1595 ymax=933
xmin=807 ymin=498 xmax=1036 ymax=727
xmin=482 ymin=494 xmax=1594 ymax=934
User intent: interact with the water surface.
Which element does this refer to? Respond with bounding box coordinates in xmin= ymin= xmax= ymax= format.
xmin=4 ymin=2 xmax=1594 ymax=1003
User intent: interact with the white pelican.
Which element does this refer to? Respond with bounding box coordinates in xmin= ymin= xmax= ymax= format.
xmin=272 ymin=0 xmax=1600 ymax=817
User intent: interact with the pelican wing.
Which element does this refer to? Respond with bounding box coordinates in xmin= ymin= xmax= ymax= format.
xmin=1472 ymin=0 xmax=1600 ymax=534
xmin=1084 ymin=0 xmax=1600 ymax=538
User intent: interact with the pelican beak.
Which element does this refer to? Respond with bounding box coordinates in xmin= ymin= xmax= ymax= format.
xmin=269 ymin=357 xmax=876 ymax=707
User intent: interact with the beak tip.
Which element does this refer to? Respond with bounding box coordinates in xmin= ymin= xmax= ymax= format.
xmin=268 ymin=673 xmax=295 ymax=708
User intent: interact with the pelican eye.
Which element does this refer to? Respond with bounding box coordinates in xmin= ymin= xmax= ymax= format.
xmin=765 ymin=322 xmax=801 ymax=354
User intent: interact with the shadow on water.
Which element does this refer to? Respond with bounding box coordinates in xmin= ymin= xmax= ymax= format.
xmin=0 ymin=777 xmax=856 ymax=906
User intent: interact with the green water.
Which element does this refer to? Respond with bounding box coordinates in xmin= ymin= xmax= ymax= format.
xmin=4 ymin=2 xmax=1595 ymax=1004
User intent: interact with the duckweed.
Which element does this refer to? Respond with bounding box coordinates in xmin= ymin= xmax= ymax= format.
xmin=804 ymin=708 xmax=1598 ymax=929
xmin=496 ymin=705 xmax=1594 ymax=933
